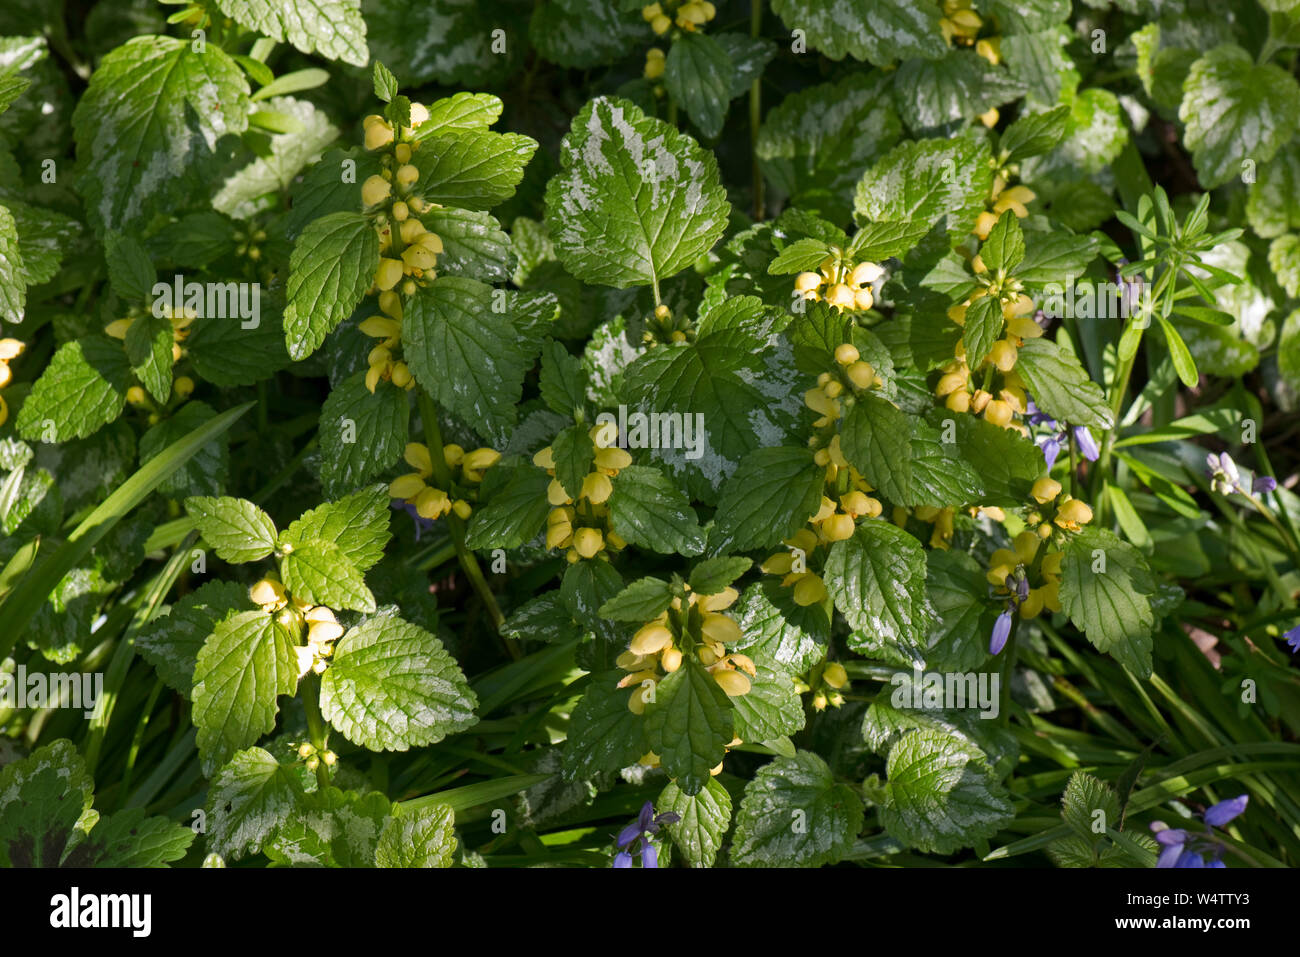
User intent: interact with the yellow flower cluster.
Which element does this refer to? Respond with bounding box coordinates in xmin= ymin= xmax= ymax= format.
xmin=974 ymin=185 xmax=1036 ymax=242
xmin=642 ymin=0 xmax=715 ymax=35
xmin=795 ymin=260 xmax=884 ymax=313
xmin=892 ymin=504 xmax=957 ymax=550
xmin=761 ymin=528 xmax=829 ymax=607
xmin=249 ymin=577 xmax=344 ymax=676
xmin=389 ymin=441 xmax=498 ymax=521
xmin=794 ymin=660 xmax=850 ymax=711
xmin=1029 ymin=476 xmax=1094 ymax=532
xmin=985 ymin=529 xmax=1064 ymax=619
xmin=617 ymin=584 xmax=753 ymax=775
xmin=0 ymin=338 xmax=25 ymax=427
xmin=358 ymin=104 xmax=444 ymax=394
xmin=937 ymin=290 xmax=1042 ymax=429
xmin=533 ymin=425 xmax=633 ymax=562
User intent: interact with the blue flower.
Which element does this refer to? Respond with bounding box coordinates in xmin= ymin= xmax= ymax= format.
xmin=1025 ymin=404 xmax=1099 ymax=470
xmin=989 ymin=609 xmax=1013 ymax=655
xmin=1150 ymin=794 xmax=1248 ymax=867
xmin=1206 ymin=452 xmax=1242 ymax=496
xmin=612 ymin=801 xmax=679 ymax=868
xmin=1252 ymin=475 xmax=1277 ymax=495
xmin=1285 ymin=624 xmax=1300 ymax=654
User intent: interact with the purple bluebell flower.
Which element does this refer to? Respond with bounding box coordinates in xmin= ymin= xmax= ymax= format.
xmin=1252 ymin=475 xmax=1277 ymax=495
xmin=613 ymin=801 xmax=679 ymax=869
xmin=1073 ymin=426 xmax=1100 ymax=461
xmin=1204 ymin=795 xmax=1248 ymax=828
xmin=990 ymin=609 xmax=1013 ymax=655
xmin=1025 ymin=405 xmax=1099 ymax=470
xmin=1151 ymin=794 xmax=1248 ymax=867
xmin=1285 ymin=625 xmax=1300 ymax=654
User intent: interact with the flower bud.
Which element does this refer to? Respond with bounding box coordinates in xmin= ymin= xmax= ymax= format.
xmin=581 ymin=471 xmax=613 ymax=504
xmin=823 ymin=661 xmax=848 ymax=689
xmin=594 ymin=446 xmax=633 ymax=471
xmin=375 ymin=258 xmax=404 ymax=291
xmin=701 ymin=612 xmax=741 ymax=647
xmin=631 ymin=621 xmax=673 ymax=655
xmin=821 ymin=512 xmax=856 ymax=541
xmin=661 ymin=646 xmax=683 ymax=672
xmin=363 ymin=116 xmax=394 ymax=149
xmin=173 ymin=375 xmax=195 ymax=398
xmin=1055 ymin=497 xmax=1093 ymax=529
xmin=250 ymin=578 xmax=286 ymax=608
xmin=362 ymin=175 xmax=391 ymax=206
xmin=792 ymin=573 xmax=827 ymax=607
xmin=713 ymin=669 xmax=751 ymax=697
xmin=574 ymin=526 xmax=604 ymax=558
xmin=415 ymin=485 xmax=450 ymax=519
xmin=845 ymin=360 xmax=875 ymax=390
xmin=1031 ymin=476 xmax=1062 ymax=504
xmin=395 ymin=164 xmax=419 ymax=189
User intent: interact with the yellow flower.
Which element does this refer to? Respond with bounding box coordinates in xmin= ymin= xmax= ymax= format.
xmin=1031 ymin=476 xmax=1062 ymax=504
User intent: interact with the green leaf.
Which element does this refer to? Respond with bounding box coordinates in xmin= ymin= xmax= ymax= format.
xmin=732 ymin=578 xmax=830 ymax=673
xmin=213 ymin=95 xmax=340 ymax=219
xmin=193 ymin=612 xmax=302 ymax=774
xmin=709 ymin=446 xmax=824 ymax=552
xmin=281 ymin=538 xmax=376 ymax=613
xmin=464 ymin=462 xmax=551 ymax=549
xmin=280 ymin=484 xmax=391 ymax=573
xmin=688 ymin=556 xmax=752 ymax=595
xmin=543 ymin=96 xmax=729 ymax=289
xmin=823 ymin=521 xmax=933 ymax=667
xmin=0 ymin=204 xmax=25 ymax=322
xmin=502 ymin=593 xmax=583 ymax=644
xmin=0 ymin=740 xmax=92 ymax=867
xmin=608 ymin=464 xmax=706 ymax=556
xmin=659 ymin=777 xmax=731 ymax=868
xmin=184 ymin=495 xmax=278 ymax=563
xmin=769 ymin=0 xmax=945 ymax=65
xmin=644 ymin=658 xmax=734 ymax=796
xmin=140 ymin=401 xmax=230 ymax=499
xmin=879 ymin=728 xmax=1014 ymax=854
xmin=1060 ymin=527 xmax=1156 ymax=677
xmin=72 ymin=36 xmax=250 ymax=234
xmin=412 ymin=92 xmax=504 ymax=140
xmin=283 ymin=211 xmax=379 ymax=360
xmin=1013 ymin=231 xmax=1100 ymax=285
xmin=138 ymin=580 xmax=254 ymax=698
xmin=403 ymin=277 xmax=542 ymax=440
xmin=564 ymin=672 xmax=648 ymax=778
xmin=921 ymin=549 xmax=996 ymax=672
xmin=375 ymin=803 xmax=457 ymax=867
xmin=1061 ymin=770 xmax=1121 ymax=839
xmin=730 ymin=654 xmax=805 ymax=742
xmin=768 ymin=238 xmax=833 ymax=275
xmin=757 ymin=73 xmax=901 ymax=226
xmin=1246 ymin=143 xmax=1300 ymax=239
xmin=1012 ymin=337 xmax=1113 ymax=430
xmin=320 ymin=608 xmax=478 ymax=751
xmin=265 ymin=786 xmax=391 ymax=867
xmin=552 ymin=422 xmax=594 ymax=499
xmin=892 ymin=51 xmax=1026 ymax=133
xmin=1268 ymin=233 xmax=1300 ymax=297
xmin=422 ymin=206 xmax=514 ymax=283
xmin=980 ymin=211 xmax=1026 ymax=274
xmin=64 ymin=808 xmax=196 ymax=867
xmin=598 ymin=576 xmax=674 ymax=622
xmin=854 ymin=131 xmax=993 ymax=241
xmin=205 ymin=747 xmax=306 ymax=860
xmin=372 ymin=60 xmax=398 ymax=101
xmin=999 ymin=104 xmax=1069 ymax=162
xmin=213 ymin=0 xmax=367 ymax=65
xmin=962 ymin=295 xmax=1004 ymax=369
xmin=538 ymin=338 xmax=587 ymax=417
xmin=1180 ymin=44 xmax=1300 ymax=189
xmin=410 ymin=130 xmax=537 ymax=211
xmin=316 ymin=373 xmax=409 ymax=499
xmin=731 ymin=751 xmax=864 ymax=867
xmin=15 ymin=336 xmax=129 ymax=441
xmin=365 ymin=0 xmax=522 ymax=88
xmin=665 ymin=31 xmax=733 ymax=140
xmin=104 ymin=232 xmax=156 ymax=302
xmin=125 ymin=312 xmax=174 ymax=403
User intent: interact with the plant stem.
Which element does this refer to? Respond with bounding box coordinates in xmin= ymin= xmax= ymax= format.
xmin=300 ymin=673 xmax=332 ymax=791
xmin=415 ymin=388 xmax=513 ymax=652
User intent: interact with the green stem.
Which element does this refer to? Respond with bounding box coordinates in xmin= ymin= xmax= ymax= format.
xmin=300 ymin=673 xmax=332 ymax=791
xmin=415 ymin=389 xmax=512 ymax=650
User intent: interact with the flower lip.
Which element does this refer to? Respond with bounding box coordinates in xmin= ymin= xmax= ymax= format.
xmin=1204 ymin=795 xmax=1248 ymax=828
